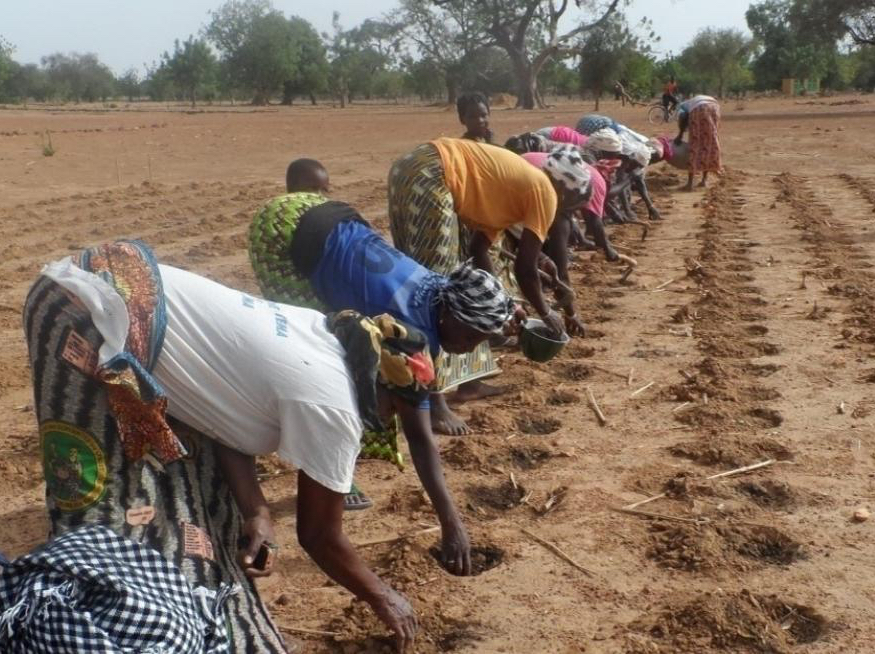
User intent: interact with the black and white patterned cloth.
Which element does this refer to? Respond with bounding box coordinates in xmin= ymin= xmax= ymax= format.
xmin=0 ymin=525 xmax=236 ymax=653
xmin=438 ymin=260 xmax=515 ymax=334
xmin=545 ymin=146 xmax=593 ymax=194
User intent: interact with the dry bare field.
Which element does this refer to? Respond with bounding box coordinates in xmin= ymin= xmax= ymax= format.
xmin=2 ymin=95 xmax=875 ymax=653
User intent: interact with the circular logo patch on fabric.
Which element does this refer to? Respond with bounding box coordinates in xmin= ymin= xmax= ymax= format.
xmin=40 ymin=421 xmax=107 ymax=512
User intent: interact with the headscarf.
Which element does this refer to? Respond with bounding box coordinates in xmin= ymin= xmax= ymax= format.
xmin=438 ymin=260 xmax=514 ymax=334
xmin=656 ymin=136 xmax=675 ymax=161
xmin=576 ymin=114 xmax=619 ymax=136
xmin=544 ymin=145 xmax=593 ymax=194
xmin=583 ymin=128 xmax=622 ymax=155
xmin=327 ymin=311 xmax=435 ymax=431
xmin=505 ymin=132 xmax=549 ymax=154
xmin=620 ymin=132 xmax=652 ymax=167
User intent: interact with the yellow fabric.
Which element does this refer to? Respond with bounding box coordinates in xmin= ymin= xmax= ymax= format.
xmin=430 ymin=137 xmax=557 ymax=243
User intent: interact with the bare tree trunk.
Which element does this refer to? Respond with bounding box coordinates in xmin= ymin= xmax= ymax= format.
xmin=309 ymin=92 xmax=317 ymax=105
xmin=508 ymin=50 xmax=538 ymax=109
xmin=446 ymin=77 xmax=458 ymax=106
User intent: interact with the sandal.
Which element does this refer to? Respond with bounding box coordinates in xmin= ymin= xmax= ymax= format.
xmin=343 ymin=482 xmax=373 ymax=511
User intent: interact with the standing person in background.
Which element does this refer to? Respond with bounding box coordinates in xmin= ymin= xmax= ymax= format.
xmin=457 ymin=92 xmax=493 ymax=144
xmin=662 ymin=76 xmax=679 ymax=112
xmin=675 ymin=95 xmax=722 ymax=190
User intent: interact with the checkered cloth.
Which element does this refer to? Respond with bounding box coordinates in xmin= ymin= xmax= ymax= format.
xmin=0 ymin=525 xmax=236 ymax=653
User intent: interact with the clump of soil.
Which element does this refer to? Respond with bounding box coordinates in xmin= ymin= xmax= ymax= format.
xmin=648 ymin=523 xmax=804 ymax=572
xmin=440 ymin=438 xmax=485 ymax=470
xmin=670 ymin=436 xmax=793 ymax=467
xmin=328 ymin=599 xmax=485 ymax=654
xmin=466 ymin=480 xmax=526 ymax=512
xmin=627 ymin=590 xmax=827 ymax=653
xmin=465 ymin=408 xmax=515 ymax=434
xmin=736 ymin=480 xmax=797 ymax=510
xmin=429 ymin=545 xmax=505 ymax=576
xmin=557 ymin=362 xmax=591 ymax=381
xmin=507 ymin=444 xmax=554 ymax=470
xmin=747 ymin=408 xmax=784 ymax=428
xmin=516 ymin=415 xmax=562 ymax=435
xmin=546 ymin=389 xmax=579 ymax=405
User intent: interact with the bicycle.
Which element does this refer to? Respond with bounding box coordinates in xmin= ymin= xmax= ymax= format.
xmin=647 ymin=101 xmax=677 ymax=125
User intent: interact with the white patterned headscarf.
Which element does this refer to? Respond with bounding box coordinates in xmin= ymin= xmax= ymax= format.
xmin=544 ymin=146 xmax=592 ymax=194
xmin=584 ymin=128 xmax=622 ymax=154
xmin=620 ymin=131 xmax=652 ymax=167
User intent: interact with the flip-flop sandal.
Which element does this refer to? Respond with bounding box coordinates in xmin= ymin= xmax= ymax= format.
xmin=343 ymin=483 xmax=373 ymax=511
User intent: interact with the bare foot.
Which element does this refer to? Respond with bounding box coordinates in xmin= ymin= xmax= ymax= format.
xmin=681 ymin=183 xmax=694 ymax=192
xmin=697 ymin=180 xmax=707 ymax=188
xmin=451 ymin=380 xmax=505 ymax=403
xmin=430 ymin=393 xmax=471 ymax=435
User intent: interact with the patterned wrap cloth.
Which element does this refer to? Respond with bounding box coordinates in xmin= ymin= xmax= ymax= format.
xmin=0 ymin=525 xmax=235 ymax=653
xmin=687 ymin=101 xmax=723 ymax=175
xmin=248 ymin=192 xmax=330 ymax=310
xmin=327 ymin=310 xmax=435 ymax=469
xmin=25 ymin=267 xmax=296 ymax=653
xmin=75 ymin=240 xmax=185 ymax=464
xmin=387 ymin=143 xmax=500 ymax=393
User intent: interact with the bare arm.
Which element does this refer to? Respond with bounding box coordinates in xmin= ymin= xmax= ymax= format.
xmin=631 ymin=171 xmax=659 ymax=219
xmin=468 ymin=230 xmax=495 ymax=274
xmin=395 ymin=398 xmax=471 ymax=575
xmin=544 ymin=215 xmax=585 ymax=336
xmin=582 ymin=210 xmax=618 ymax=262
xmin=297 ymin=471 xmax=417 ymax=651
xmin=214 ymin=441 xmax=275 ymax=577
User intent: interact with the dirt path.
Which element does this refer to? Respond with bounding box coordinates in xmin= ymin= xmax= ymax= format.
xmin=1 ymin=98 xmax=874 ymax=653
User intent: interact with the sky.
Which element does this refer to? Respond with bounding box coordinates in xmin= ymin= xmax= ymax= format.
xmin=2 ymin=0 xmax=752 ymax=74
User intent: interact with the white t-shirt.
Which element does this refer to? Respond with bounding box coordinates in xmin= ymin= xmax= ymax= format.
xmin=153 ymin=264 xmax=363 ymax=494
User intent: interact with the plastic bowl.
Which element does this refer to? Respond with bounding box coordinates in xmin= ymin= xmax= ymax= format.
xmin=519 ymin=318 xmax=569 ymax=363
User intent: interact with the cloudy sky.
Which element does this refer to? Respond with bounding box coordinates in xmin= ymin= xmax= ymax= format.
xmin=3 ymin=0 xmax=751 ymax=73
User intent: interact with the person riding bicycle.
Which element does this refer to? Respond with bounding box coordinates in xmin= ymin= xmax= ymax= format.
xmin=662 ymin=76 xmax=679 ymax=113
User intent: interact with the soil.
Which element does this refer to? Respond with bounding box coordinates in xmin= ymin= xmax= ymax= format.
xmin=2 ymin=95 xmax=875 ymax=652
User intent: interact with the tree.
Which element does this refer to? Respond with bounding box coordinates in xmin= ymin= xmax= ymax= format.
xmin=0 ymin=36 xmax=13 ymax=94
xmin=679 ymin=28 xmax=753 ymax=98
xmin=793 ymin=0 xmax=875 ymax=46
xmin=747 ymin=0 xmax=837 ymax=90
xmin=41 ymin=52 xmax=116 ymax=102
xmin=206 ymin=0 xmax=321 ymax=105
xmin=578 ymin=13 xmax=655 ymax=108
xmin=116 ymin=68 xmax=141 ymax=102
xmin=433 ymin=0 xmax=623 ymax=109
xmin=281 ymin=17 xmax=329 ymax=105
xmin=397 ymin=0 xmax=484 ymax=104
xmin=161 ymin=37 xmax=217 ymax=107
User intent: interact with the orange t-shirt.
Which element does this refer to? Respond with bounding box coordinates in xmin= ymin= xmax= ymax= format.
xmin=664 ymin=81 xmax=678 ymax=95
xmin=430 ymin=137 xmax=557 ymax=242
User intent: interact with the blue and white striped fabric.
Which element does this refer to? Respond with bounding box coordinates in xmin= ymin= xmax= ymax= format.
xmin=0 ymin=525 xmax=236 ymax=653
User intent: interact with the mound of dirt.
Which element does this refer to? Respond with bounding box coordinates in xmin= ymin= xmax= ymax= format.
xmin=466 ymin=479 xmax=526 ymax=512
xmin=327 ymin=599 xmax=485 ymax=654
xmin=648 ymin=523 xmax=804 ymax=572
xmin=670 ymin=435 xmax=793 ymax=467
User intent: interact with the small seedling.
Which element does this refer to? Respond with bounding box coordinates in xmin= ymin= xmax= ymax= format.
xmin=41 ymin=131 xmax=55 ymax=157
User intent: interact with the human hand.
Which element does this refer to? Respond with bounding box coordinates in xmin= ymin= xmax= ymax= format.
xmin=564 ymin=312 xmax=586 ymax=337
xmin=440 ymin=521 xmax=472 ymax=576
xmin=504 ymin=304 xmax=527 ymax=336
xmin=370 ymin=586 xmax=418 ymax=652
xmin=648 ymin=207 xmax=662 ymax=221
xmin=674 ymin=136 xmax=683 ymax=146
xmin=605 ymin=247 xmax=620 ymax=263
xmin=540 ymin=309 xmax=566 ymax=340
xmin=239 ymin=512 xmax=277 ymax=578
